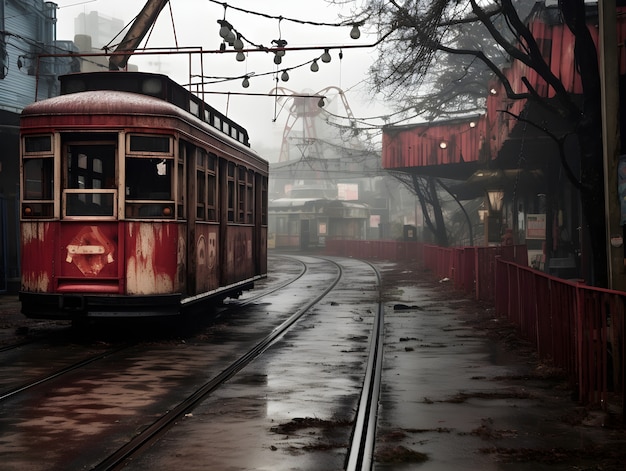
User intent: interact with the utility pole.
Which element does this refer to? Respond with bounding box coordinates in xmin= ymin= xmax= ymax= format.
xmin=599 ymin=0 xmax=626 ymax=291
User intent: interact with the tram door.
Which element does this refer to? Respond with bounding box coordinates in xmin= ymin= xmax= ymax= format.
xmin=300 ymin=219 xmax=310 ymax=250
xmin=58 ymin=140 xmax=119 ymax=284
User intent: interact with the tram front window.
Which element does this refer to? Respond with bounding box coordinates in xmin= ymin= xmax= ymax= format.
xmin=65 ymin=144 xmax=116 ymax=217
xmin=125 ymin=157 xmax=174 ymax=218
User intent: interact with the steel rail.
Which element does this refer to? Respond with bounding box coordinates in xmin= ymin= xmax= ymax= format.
xmin=0 ymin=344 xmax=133 ymax=401
xmin=345 ymin=263 xmax=384 ymax=471
xmin=92 ymin=258 xmax=343 ymax=471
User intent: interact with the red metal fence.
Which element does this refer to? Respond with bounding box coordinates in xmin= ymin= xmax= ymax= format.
xmin=324 ymin=238 xmax=625 ymax=416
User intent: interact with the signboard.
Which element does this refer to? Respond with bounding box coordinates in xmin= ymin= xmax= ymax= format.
xmin=337 ymin=183 xmax=359 ymax=201
xmin=526 ymin=213 xmax=546 ymax=239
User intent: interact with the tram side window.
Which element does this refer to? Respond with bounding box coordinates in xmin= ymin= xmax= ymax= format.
xmin=227 ymin=162 xmax=235 ymax=222
xmin=262 ymin=176 xmax=268 ymax=226
xmin=196 ymin=150 xmax=206 ymax=220
xmin=125 ymin=133 xmax=175 ymax=219
xmin=22 ymin=157 xmax=54 ymax=218
xmin=246 ymin=169 xmax=254 ymax=224
xmin=207 ymin=153 xmax=217 ymax=221
xmin=22 ymin=135 xmax=54 ymax=218
xmin=238 ymin=166 xmax=246 ymax=223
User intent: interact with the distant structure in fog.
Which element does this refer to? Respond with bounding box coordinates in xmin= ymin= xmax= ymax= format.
xmin=276 ymin=86 xmax=357 ymax=163
xmin=74 ymin=11 xmax=125 ymax=49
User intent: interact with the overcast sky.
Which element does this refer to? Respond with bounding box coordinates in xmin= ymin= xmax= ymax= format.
xmin=52 ymin=0 xmax=391 ymax=160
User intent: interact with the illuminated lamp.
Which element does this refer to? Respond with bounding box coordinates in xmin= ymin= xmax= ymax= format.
xmin=487 ymin=189 xmax=504 ymax=212
xmin=24 ymin=206 xmax=32 ymax=216
xmin=439 ymin=141 xmax=447 ymax=149
xmin=162 ymin=206 xmax=172 ymax=217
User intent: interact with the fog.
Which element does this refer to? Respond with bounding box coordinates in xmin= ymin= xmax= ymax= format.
xmin=53 ymin=0 xmax=391 ymax=161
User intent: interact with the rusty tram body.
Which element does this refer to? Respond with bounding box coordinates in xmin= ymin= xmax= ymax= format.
xmin=19 ymin=71 xmax=268 ymax=319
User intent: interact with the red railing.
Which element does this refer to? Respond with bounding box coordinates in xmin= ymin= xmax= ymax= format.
xmin=497 ymin=259 xmax=625 ymax=413
xmin=324 ymin=238 xmax=624 ymax=415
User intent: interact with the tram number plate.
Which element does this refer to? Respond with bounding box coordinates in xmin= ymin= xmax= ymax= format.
xmin=67 ymin=244 xmax=105 ymax=255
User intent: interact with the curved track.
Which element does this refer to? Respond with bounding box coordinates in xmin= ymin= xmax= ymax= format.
xmin=0 ymin=255 xmax=384 ymax=471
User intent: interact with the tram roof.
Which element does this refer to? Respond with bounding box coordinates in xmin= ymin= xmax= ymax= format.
xmin=21 ymin=90 xmax=267 ymax=170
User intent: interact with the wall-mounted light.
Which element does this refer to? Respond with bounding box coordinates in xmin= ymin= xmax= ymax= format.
xmin=490 ymin=88 xmax=497 ymax=95
xmin=469 ymin=121 xmax=476 ymax=128
xmin=478 ymin=209 xmax=488 ymax=222
xmin=439 ymin=141 xmax=447 ymax=149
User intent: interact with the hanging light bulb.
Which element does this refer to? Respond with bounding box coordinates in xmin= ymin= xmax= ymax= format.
xmin=242 ymin=76 xmax=250 ymax=88
xmin=321 ymin=49 xmax=331 ymax=63
xmin=281 ymin=70 xmax=289 ymax=82
xmin=350 ymin=24 xmax=361 ymax=39
xmin=225 ymin=29 xmax=236 ymax=46
xmin=318 ymin=97 xmax=325 ymax=108
xmin=274 ymin=53 xmax=282 ymax=65
xmin=218 ymin=20 xmax=232 ymax=39
xmin=310 ymin=59 xmax=319 ymax=72
xmin=233 ymin=34 xmax=244 ymax=51
xmin=236 ymin=51 xmax=245 ymax=62
xmin=273 ymin=39 xmax=287 ymax=57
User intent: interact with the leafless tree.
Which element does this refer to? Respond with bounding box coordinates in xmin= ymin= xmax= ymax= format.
xmin=340 ymin=0 xmax=607 ymax=285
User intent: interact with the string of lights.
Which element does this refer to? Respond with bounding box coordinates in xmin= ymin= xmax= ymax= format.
xmin=207 ymin=0 xmax=366 ymax=29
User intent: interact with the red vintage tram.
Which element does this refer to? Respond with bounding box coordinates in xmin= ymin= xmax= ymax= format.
xmin=19 ymin=71 xmax=268 ymax=319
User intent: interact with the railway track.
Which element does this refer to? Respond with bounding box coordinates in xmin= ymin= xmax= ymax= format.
xmin=0 ymin=255 xmax=384 ymax=471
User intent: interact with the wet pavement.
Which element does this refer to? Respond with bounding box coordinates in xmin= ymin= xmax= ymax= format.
xmin=374 ymin=263 xmax=625 ymax=470
xmin=0 ymin=256 xmax=624 ymax=470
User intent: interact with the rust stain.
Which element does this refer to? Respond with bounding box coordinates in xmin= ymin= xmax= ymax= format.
xmin=126 ymin=223 xmax=174 ymax=295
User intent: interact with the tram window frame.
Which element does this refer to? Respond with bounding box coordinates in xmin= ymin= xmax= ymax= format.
xmin=127 ymin=134 xmax=172 ymax=155
xmin=21 ymin=134 xmax=55 ymax=219
xmin=124 ymin=133 xmax=175 ymax=219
